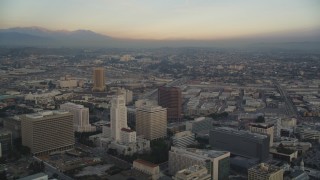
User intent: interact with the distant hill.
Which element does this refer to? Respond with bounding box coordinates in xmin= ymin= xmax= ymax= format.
xmin=0 ymin=27 xmax=319 ymax=51
xmin=0 ymin=27 xmax=117 ymax=48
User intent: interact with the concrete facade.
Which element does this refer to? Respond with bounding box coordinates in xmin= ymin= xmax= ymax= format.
xmin=21 ymin=110 xmax=74 ymax=155
xmin=136 ymin=105 xmax=167 ymax=140
xmin=210 ymin=127 xmax=269 ymax=161
xmin=60 ymin=102 xmax=96 ymax=132
xmin=168 ymin=146 xmax=230 ymax=180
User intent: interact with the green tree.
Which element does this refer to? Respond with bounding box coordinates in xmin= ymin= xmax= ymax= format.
xmin=255 ymin=116 xmax=265 ymax=123
xmin=20 ymin=146 xmax=31 ymax=156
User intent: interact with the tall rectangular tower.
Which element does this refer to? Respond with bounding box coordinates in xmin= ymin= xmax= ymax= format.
xmin=110 ymin=95 xmax=128 ymax=142
xmin=21 ymin=110 xmax=74 ymax=155
xmin=60 ymin=102 xmax=96 ymax=132
xmin=92 ymin=67 xmax=105 ymax=92
xmin=136 ymin=105 xmax=167 ymax=140
xmin=158 ymin=86 xmax=182 ymax=122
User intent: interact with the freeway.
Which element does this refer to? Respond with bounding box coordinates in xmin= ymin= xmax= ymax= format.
xmin=188 ymin=84 xmax=275 ymax=90
xmin=274 ymin=82 xmax=298 ymax=117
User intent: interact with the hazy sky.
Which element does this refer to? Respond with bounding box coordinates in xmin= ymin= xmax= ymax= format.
xmin=1 ymin=0 xmax=319 ymax=40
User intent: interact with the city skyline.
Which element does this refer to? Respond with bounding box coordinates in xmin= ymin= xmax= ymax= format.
xmin=1 ymin=0 xmax=319 ymax=40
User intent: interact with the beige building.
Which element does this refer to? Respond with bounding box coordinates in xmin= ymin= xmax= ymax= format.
xmin=269 ymin=147 xmax=298 ymax=162
xmin=133 ymin=159 xmax=160 ymax=180
xmin=60 ymin=102 xmax=96 ymax=132
xmin=21 ymin=110 xmax=75 ymax=155
xmin=172 ymin=131 xmax=195 ymax=148
xmin=92 ymin=67 xmax=105 ymax=92
xmin=249 ymin=123 xmax=274 ymax=147
xmin=59 ymin=75 xmax=78 ymax=89
xmin=117 ymin=88 xmax=133 ymax=105
xmin=174 ymin=165 xmax=210 ymax=180
xmin=136 ymin=105 xmax=167 ymax=140
xmin=168 ymin=146 xmax=230 ymax=180
xmin=248 ymin=163 xmax=284 ymax=180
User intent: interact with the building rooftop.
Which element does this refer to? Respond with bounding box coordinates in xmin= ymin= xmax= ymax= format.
xmin=61 ymin=102 xmax=85 ymax=109
xmin=249 ymin=123 xmax=274 ymax=129
xmin=137 ymin=105 xmax=166 ymax=112
xmin=134 ymin=159 xmax=158 ymax=168
xmin=173 ymin=131 xmax=193 ymax=138
xmin=213 ymin=127 xmax=268 ymax=140
xmin=176 ymin=165 xmax=209 ymax=178
xmin=171 ymin=146 xmax=229 ymax=160
xmin=249 ymin=163 xmax=282 ymax=175
xmin=18 ymin=172 xmax=48 ymax=180
xmin=121 ymin=128 xmax=134 ymax=133
xmin=24 ymin=110 xmax=71 ymax=121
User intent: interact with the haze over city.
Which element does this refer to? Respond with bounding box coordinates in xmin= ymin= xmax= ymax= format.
xmin=0 ymin=1 xmax=320 ymax=180
xmin=1 ymin=0 xmax=320 ymax=40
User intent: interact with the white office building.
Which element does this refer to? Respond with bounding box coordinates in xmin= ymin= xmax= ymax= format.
xmin=90 ymin=95 xmax=149 ymax=155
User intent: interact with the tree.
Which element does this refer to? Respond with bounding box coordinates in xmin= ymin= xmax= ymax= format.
xmin=20 ymin=146 xmax=31 ymax=156
xmin=52 ymin=173 xmax=59 ymax=179
xmin=0 ymin=171 xmax=7 ymax=180
xmin=256 ymin=116 xmax=265 ymax=123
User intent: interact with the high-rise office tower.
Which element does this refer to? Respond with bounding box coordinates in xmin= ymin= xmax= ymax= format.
xmin=21 ymin=110 xmax=74 ymax=155
xmin=60 ymin=102 xmax=96 ymax=132
xmin=117 ymin=88 xmax=133 ymax=105
xmin=158 ymin=86 xmax=182 ymax=122
xmin=92 ymin=67 xmax=105 ymax=92
xmin=136 ymin=105 xmax=167 ymax=140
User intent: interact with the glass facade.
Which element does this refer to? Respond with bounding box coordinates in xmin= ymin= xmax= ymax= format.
xmin=218 ymin=157 xmax=230 ymax=180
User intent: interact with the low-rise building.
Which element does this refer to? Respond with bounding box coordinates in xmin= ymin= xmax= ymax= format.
xmin=186 ymin=117 xmax=213 ymax=134
xmin=172 ymin=131 xmax=196 ymax=148
xmin=295 ymin=126 xmax=320 ymax=142
xmin=248 ymin=163 xmax=283 ymax=180
xmin=174 ymin=165 xmax=210 ymax=180
xmin=133 ymin=159 xmax=160 ymax=180
xmin=18 ymin=172 xmax=48 ymax=180
xmin=168 ymin=146 xmax=230 ymax=180
xmin=269 ymin=147 xmax=298 ymax=163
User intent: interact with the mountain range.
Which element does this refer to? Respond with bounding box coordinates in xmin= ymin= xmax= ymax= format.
xmin=0 ymin=27 xmax=320 ymax=50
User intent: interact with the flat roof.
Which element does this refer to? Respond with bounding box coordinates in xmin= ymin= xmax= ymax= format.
xmin=171 ymin=146 xmax=229 ymax=160
xmin=18 ymin=172 xmax=48 ymax=180
xmin=134 ymin=159 xmax=158 ymax=168
xmin=121 ymin=128 xmax=134 ymax=132
xmin=212 ymin=127 xmax=268 ymax=140
xmin=249 ymin=123 xmax=274 ymax=129
xmin=23 ymin=111 xmax=72 ymax=122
